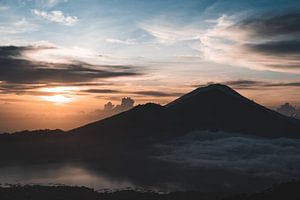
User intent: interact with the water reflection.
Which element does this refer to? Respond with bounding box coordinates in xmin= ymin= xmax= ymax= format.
xmin=0 ymin=163 xmax=134 ymax=190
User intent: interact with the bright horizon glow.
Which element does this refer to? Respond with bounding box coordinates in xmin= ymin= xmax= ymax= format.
xmin=41 ymin=95 xmax=73 ymax=104
xmin=40 ymin=86 xmax=78 ymax=93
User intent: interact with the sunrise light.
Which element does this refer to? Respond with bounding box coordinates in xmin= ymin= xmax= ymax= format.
xmin=41 ymin=94 xmax=73 ymax=104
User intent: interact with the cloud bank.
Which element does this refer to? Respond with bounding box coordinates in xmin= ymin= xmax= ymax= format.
xmin=157 ymin=131 xmax=300 ymax=180
xmin=141 ymin=11 xmax=300 ymax=73
xmin=0 ymin=46 xmax=140 ymax=95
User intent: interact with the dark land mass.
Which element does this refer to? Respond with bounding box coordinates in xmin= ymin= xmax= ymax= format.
xmin=0 ymin=180 xmax=300 ymax=200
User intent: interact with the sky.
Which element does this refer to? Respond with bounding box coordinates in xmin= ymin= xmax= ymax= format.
xmin=0 ymin=0 xmax=299 ymax=132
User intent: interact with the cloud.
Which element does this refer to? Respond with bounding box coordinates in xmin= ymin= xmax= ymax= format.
xmin=81 ymin=89 xmax=120 ymax=94
xmin=0 ymin=46 xmax=141 ymax=94
xmin=32 ymin=9 xmax=78 ymax=26
xmin=140 ymin=12 xmax=300 ymax=72
xmin=37 ymin=0 xmax=68 ymax=8
xmin=105 ymin=38 xmax=136 ymax=45
xmin=114 ymin=97 xmax=135 ymax=112
xmin=90 ymin=97 xmax=135 ymax=120
xmin=235 ymin=12 xmax=300 ymax=38
xmin=276 ymin=103 xmax=300 ymax=119
xmin=195 ymin=80 xmax=300 ymax=90
xmin=139 ymin=22 xmax=202 ymax=44
xmin=157 ymin=131 xmax=300 ymax=180
xmin=0 ymin=18 xmax=37 ymax=34
xmin=132 ymin=91 xmax=183 ymax=97
xmin=81 ymin=89 xmax=183 ymax=97
xmin=246 ymin=40 xmax=300 ymax=55
xmin=200 ymin=12 xmax=300 ymax=72
xmin=0 ymin=6 xmax=9 ymax=11
xmin=223 ymin=80 xmax=300 ymax=89
xmin=0 ymin=45 xmax=54 ymax=57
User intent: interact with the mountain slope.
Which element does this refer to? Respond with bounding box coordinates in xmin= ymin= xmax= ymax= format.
xmin=70 ymin=84 xmax=300 ymax=139
xmin=166 ymin=84 xmax=300 ymax=137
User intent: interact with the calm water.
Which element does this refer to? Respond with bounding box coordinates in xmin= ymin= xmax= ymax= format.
xmin=0 ymin=163 xmax=134 ymax=190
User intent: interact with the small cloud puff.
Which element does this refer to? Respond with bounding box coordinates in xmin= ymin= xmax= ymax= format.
xmin=32 ymin=9 xmax=78 ymax=26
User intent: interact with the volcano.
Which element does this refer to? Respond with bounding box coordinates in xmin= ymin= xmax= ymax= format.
xmin=71 ymin=84 xmax=300 ymax=139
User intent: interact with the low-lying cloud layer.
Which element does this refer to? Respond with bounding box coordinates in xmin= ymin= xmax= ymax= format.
xmin=157 ymin=131 xmax=300 ymax=180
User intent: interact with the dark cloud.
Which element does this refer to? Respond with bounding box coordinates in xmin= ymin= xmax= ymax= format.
xmin=265 ymin=82 xmax=300 ymax=87
xmin=223 ymin=80 xmax=265 ymax=87
xmin=192 ymin=80 xmax=300 ymax=91
xmin=267 ymin=63 xmax=300 ymax=70
xmin=233 ymin=12 xmax=300 ymax=70
xmin=80 ymin=89 xmax=183 ymax=97
xmin=247 ymin=40 xmax=300 ymax=55
xmin=0 ymin=45 xmax=55 ymax=58
xmin=81 ymin=89 xmax=120 ymax=94
xmin=0 ymin=59 xmax=139 ymax=84
xmin=0 ymin=46 xmax=141 ymax=94
xmin=132 ymin=91 xmax=183 ymax=97
xmin=198 ymin=80 xmax=300 ymax=90
xmin=0 ymin=83 xmax=45 ymax=95
xmin=237 ymin=12 xmax=300 ymax=38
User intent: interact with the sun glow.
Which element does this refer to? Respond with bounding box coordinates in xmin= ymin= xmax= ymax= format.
xmin=38 ymin=87 xmax=78 ymax=104
xmin=41 ymin=95 xmax=73 ymax=104
xmin=40 ymin=86 xmax=78 ymax=93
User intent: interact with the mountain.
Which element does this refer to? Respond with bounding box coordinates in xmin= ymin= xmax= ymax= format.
xmin=70 ymin=84 xmax=300 ymax=139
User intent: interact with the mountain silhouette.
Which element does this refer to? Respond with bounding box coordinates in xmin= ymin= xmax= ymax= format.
xmin=70 ymin=84 xmax=300 ymax=139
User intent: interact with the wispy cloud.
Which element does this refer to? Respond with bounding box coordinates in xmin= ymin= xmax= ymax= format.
xmin=32 ymin=9 xmax=78 ymax=26
xmin=198 ymin=13 xmax=300 ymax=73
xmin=37 ymin=0 xmax=68 ymax=8
xmin=139 ymin=22 xmax=202 ymax=44
xmin=195 ymin=80 xmax=300 ymax=90
xmin=0 ymin=6 xmax=9 ymax=11
xmin=105 ymin=38 xmax=137 ymax=45
xmin=0 ymin=18 xmax=37 ymax=34
xmin=131 ymin=90 xmax=183 ymax=97
xmin=140 ymin=12 xmax=300 ymax=73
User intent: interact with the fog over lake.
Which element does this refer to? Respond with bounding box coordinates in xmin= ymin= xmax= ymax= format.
xmin=1 ymin=131 xmax=300 ymax=192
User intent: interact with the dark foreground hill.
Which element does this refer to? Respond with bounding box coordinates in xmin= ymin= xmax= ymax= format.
xmin=0 ymin=180 xmax=300 ymax=200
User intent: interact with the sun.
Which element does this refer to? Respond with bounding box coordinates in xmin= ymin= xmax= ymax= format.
xmin=39 ymin=87 xmax=77 ymax=104
xmin=41 ymin=95 xmax=73 ymax=104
